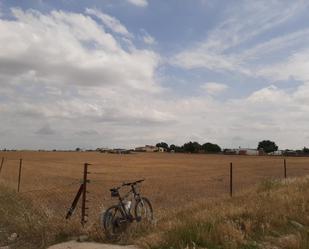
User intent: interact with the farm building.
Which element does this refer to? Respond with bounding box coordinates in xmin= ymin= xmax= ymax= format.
xmin=109 ymin=148 xmax=131 ymax=154
xmin=135 ymin=145 xmax=158 ymax=152
xmin=223 ymin=149 xmax=237 ymax=155
xmin=238 ymin=148 xmax=266 ymax=156
xmin=224 ymin=148 xmax=264 ymax=156
xmin=268 ymin=150 xmax=283 ymax=156
xmin=97 ymin=148 xmax=131 ymax=154
xmin=96 ymin=147 xmax=110 ymax=153
xmin=282 ymin=150 xmax=309 ymax=157
xmin=238 ymin=148 xmax=259 ymax=156
xmin=158 ymin=147 xmax=166 ymax=152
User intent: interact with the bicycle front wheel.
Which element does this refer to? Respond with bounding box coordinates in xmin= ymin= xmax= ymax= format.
xmin=103 ymin=205 xmax=127 ymax=240
xmin=134 ymin=197 xmax=153 ymax=223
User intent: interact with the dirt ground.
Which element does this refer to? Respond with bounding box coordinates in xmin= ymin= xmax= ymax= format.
xmin=0 ymin=151 xmax=308 ymax=221
xmin=47 ymin=241 xmax=137 ymax=249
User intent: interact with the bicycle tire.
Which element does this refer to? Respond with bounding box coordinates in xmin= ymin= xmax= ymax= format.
xmin=134 ymin=197 xmax=153 ymax=223
xmin=103 ymin=205 xmax=127 ymax=240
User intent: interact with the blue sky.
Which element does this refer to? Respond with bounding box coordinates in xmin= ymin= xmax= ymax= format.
xmin=0 ymin=0 xmax=309 ymax=150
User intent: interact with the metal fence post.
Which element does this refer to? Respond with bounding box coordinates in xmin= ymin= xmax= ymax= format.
xmin=230 ymin=162 xmax=233 ymax=197
xmin=17 ymin=159 xmax=23 ymax=192
xmin=81 ymin=163 xmax=90 ymax=226
xmin=284 ymin=159 xmax=287 ymax=178
xmin=0 ymin=157 xmax=4 ymax=175
xmin=66 ymin=183 xmax=84 ymax=220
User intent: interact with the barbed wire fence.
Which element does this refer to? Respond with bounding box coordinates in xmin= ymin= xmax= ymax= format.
xmin=0 ymin=154 xmax=308 ymax=241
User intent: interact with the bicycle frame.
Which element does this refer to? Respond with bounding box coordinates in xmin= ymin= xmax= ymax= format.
xmin=103 ymin=179 xmax=153 ymax=239
xmin=115 ymin=183 xmax=142 ymax=221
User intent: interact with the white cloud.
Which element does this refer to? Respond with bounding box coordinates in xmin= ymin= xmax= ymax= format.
xmin=127 ymin=0 xmax=148 ymax=7
xmin=36 ymin=124 xmax=55 ymax=135
xmin=256 ymin=48 xmax=309 ymax=81
xmin=85 ymin=8 xmax=132 ymax=37
xmin=143 ymin=33 xmax=156 ymax=45
xmin=1 ymin=6 xmax=309 ymax=150
xmin=172 ymin=0 xmax=309 ymax=80
xmin=0 ymin=8 xmax=169 ymax=149
xmin=246 ymin=85 xmax=290 ymax=104
xmin=0 ymin=8 xmax=160 ymax=91
xmin=201 ymin=82 xmax=228 ymax=95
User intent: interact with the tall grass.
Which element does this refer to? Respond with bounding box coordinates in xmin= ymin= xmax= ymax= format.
xmin=1 ymin=176 xmax=309 ymax=249
xmin=0 ymin=185 xmax=82 ymax=249
xmin=137 ymin=177 xmax=309 ymax=249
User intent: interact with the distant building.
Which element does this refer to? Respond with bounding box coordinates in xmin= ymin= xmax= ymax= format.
xmin=238 ymin=148 xmax=265 ymax=156
xmin=268 ymin=150 xmax=283 ymax=156
xmin=224 ymin=148 xmax=263 ymax=156
xmin=223 ymin=149 xmax=237 ymax=155
xmin=242 ymin=149 xmax=259 ymax=156
xmin=96 ymin=147 xmax=110 ymax=153
xmin=109 ymin=148 xmax=131 ymax=154
xmin=282 ymin=150 xmax=303 ymax=157
xmin=96 ymin=147 xmax=130 ymax=154
xmin=158 ymin=147 xmax=166 ymax=152
xmin=135 ymin=145 xmax=158 ymax=152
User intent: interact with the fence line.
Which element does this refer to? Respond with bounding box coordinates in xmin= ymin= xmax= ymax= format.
xmin=0 ymin=155 xmax=308 ymax=229
xmin=20 ymin=181 xmax=80 ymax=194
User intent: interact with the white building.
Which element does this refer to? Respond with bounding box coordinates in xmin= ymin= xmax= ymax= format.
xmin=135 ymin=145 xmax=158 ymax=152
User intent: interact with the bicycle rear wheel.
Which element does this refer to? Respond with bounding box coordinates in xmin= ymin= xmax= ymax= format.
xmin=134 ymin=197 xmax=153 ymax=223
xmin=103 ymin=205 xmax=127 ymax=240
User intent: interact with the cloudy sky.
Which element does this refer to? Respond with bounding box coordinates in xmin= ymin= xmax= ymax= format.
xmin=0 ymin=0 xmax=309 ymax=150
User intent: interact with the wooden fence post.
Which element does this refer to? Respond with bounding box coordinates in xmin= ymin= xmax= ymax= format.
xmin=81 ymin=163 xmax=90 ymax=226
xmin=17 ymin=159 xmax=23 ymax=192
xmin=230 ymin=162 xmax=233 ymax=197
xmin=284 ymin=159 xmax=287 ymax=179
xmin=0 ymin=157 xmax=4 ymax=175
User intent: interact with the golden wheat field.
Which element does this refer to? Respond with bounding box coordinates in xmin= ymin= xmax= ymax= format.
xmin=0 ymin=151 xmax=309 ymax=222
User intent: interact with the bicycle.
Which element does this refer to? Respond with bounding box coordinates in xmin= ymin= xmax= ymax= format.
xmin=101 ymin=179 xmax=153 ymax=239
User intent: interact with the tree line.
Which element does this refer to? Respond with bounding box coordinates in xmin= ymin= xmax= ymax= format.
xmin=257 ymin=140 xmax=309 ymax=154
xmin=156 ymin=142 xmax=222 ymax=153
xmin=156 ymin=140 xmax=309 ymax=154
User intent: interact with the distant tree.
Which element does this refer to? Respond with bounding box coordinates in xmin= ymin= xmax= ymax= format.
xmin=202 ymin=142 xmax=221 ymax=153
xmin=167 ymin=144 xmax=184 ymax=153
xmin=156 ymin=142 xmax=169 ymax=150
xmin=257 ymin=140 xmax=278 ymax=153
xmin=183 ymin=141 xmax=201 ymax=153
xmin=169 ymin=144 xmax=176 ymax=151
xmin=303 ymin=147 xmax=309 ymax=154
xmin=75 ymin=147 xmax=81 ymax=152
xmin=169 ymin=144 xmax=184 ymax=153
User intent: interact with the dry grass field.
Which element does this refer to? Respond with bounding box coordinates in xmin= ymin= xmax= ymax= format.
xmin=0 ymin=151 xmax=309 ymax=221
xmin=1 ymin=151 xmax=309 ymax=248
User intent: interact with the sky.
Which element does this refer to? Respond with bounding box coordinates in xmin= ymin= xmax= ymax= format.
xmin=0 ymin=0 xmax=309 ymax=150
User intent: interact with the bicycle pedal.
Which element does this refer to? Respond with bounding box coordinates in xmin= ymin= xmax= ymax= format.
xmin=136 ymin=216 xmax=142 ymax=222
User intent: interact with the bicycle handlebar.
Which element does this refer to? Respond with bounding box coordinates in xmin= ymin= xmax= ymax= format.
xmin=122 ymin=179 xmax=145 ymax=186
xmin=110 ymin=186 xmax=121 ymax=192
xmin=110 ymin=179 xmax=145 ymax=193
